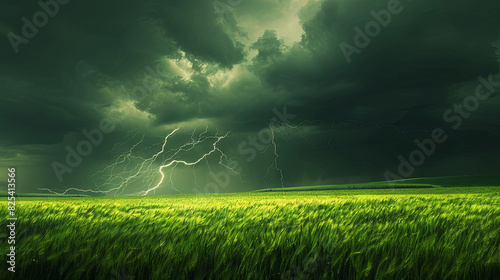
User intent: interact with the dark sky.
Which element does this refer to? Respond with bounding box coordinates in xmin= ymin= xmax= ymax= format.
xmin=1 ymin=0 xmax=499 ymax=195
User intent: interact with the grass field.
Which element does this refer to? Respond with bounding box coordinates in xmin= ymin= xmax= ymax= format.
xmin=256 ymin=174 xmax=500 ymax=192
xmin=2 ymin=186 xmax=500 ymax=280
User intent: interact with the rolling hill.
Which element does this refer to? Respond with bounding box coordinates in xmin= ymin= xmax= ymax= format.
xmin=255 ymin=174 xmax=500 ymax=192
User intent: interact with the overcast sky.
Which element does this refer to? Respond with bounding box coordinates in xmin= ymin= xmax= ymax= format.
xmin=1 ymin=0 xmax=499 ymax=195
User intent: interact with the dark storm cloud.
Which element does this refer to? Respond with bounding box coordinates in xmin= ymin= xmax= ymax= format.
xmin=260 ymin=0 xmax=500 ymax=109
xmin=242 ymin=0 xmax=500 ymax=182
xmin=0 ymin=0 xmax=499 ymax=193
xmin=0 ymin=0 xmax=244 ymax=145
xmin=253 ymin=0 xmax=499 ymax=130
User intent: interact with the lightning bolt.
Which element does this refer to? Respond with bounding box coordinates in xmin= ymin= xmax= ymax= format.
xmin=39 ymin=124 xmax=238 ymax=196
xmin=138 ymin=129 xmax=232 ymax=196
xmin=261 ymin=119 xmax=319 ymax=188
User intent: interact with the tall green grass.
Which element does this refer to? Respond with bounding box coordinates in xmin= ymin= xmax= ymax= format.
xmin=2 ymin=189 xmax=500 ymax=279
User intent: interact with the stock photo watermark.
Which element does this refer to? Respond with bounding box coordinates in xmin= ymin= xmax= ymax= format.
xmin=213 ymin=0 xmax=244 ymax=20
xmin=6 ymin=168 xmax=17 ymax=273
xmin=51 ymin=119 xmax=115 ymax=182
xmin=8 ymin=0 xmax=72 ymax=54
xmin=193 ymin=105 xmax=297 ymax=195
xmin=51 ymin=63 xmax=169 ymax=183
xmin=238 ymin=107 xmax=297 ymax=162
xmin=384 ymin=74 xmax=500 ymax=181
xmin=339 ymin=0 xmax=407 ymax=64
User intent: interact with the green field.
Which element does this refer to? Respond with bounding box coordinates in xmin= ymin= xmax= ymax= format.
xmin=2 ymin=187 xmax=500 ymax=280
xmin=256 ymin=174 xmax=500 ymax=192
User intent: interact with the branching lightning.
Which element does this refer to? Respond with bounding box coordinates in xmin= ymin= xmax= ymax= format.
xmin=39 ymin=124 xmax=238 ymax=196
xmin=138 ymin=128 xmax=232 ymax=196
xmin=39 ymin=118 xmax=331 ymax=195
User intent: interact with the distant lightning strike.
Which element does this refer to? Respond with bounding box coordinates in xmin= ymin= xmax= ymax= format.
xmin=39 ymin=124 xmax=237 ymax=196
xmin=264 ymin=123 xmax=285 ymax=188
xmin=39 ymin=118 xmax=322 ymax=196
xmin=262 ymin=119 xmax=318 ymax=188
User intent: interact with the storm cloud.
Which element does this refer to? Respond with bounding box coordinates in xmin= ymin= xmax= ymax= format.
xmin=1 ymin=0 xmax=499 ymax=194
